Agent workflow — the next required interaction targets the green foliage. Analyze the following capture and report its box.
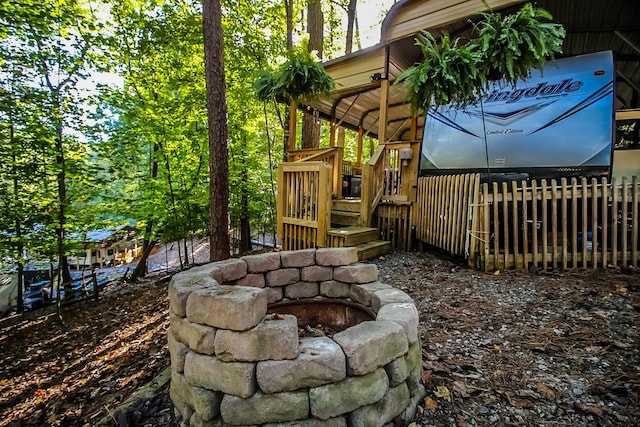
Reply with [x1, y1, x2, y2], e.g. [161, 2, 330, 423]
[396, 3, 565, 112]
[254, 41, 335, 103]
[396, 32, 485, 113]
[471, 3, 565, 86]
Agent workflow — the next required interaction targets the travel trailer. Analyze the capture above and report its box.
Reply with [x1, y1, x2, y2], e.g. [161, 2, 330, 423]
[420, 51, 615, 181]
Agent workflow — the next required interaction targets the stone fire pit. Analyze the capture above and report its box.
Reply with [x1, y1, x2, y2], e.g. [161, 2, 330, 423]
[168, 248, 425, 426]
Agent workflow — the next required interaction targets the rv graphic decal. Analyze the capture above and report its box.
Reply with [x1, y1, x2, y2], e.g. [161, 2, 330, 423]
[420, 51, 615, 178]
[484, 78, 584, 104]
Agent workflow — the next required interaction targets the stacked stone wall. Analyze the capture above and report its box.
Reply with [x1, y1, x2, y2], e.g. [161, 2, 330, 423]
[168, 247, 426, 427]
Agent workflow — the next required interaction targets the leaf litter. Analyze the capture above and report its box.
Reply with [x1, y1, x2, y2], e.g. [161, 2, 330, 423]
[375, 251, 640, 426]
[0, 249, 638, 426]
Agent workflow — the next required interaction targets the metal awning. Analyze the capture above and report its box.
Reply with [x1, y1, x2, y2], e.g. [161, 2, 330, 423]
[305, 0, 640, 142]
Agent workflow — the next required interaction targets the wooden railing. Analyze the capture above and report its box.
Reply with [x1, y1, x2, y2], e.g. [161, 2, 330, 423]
[361, 141, 420, 227]
[289, 147, 342, 197]
[277, 161, 332, 250]
[415, 174, 640, 271]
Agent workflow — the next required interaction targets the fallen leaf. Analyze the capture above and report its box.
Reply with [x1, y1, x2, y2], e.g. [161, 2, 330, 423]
[423, 360, 451, 374]
[494, 270, 501, 275]
[612, 340, 632, 349]
[574, 402, 603, 416]
[424, 396, 438, 412]
[585, 345, 605, 354]
[594, 310, 607, 318]
[270, 313, 285, 320]
[493, 344, 501, 351]
[534, 382, 556, 400]
[434, 385, 452, 402]
[504, 391, 534, 408]
[615, 284, 628, 293]
[452, 380, 470, 398]
[421, 370, 434, 389]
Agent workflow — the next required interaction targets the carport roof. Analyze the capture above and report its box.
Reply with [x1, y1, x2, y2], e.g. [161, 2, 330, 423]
[306, 0, 640, 141]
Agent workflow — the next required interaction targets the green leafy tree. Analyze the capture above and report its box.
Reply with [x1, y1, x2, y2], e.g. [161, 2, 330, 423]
[1, 0, 104, 314]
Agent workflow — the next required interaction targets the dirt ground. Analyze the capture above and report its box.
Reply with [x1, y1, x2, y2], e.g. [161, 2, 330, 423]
[0, 250, 638, 426]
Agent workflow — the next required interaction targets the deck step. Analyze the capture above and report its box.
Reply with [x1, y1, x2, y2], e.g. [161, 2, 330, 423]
[331, 211, 360, 226]
[356, 240, 392, 261]
[327, 227, 379, 247]
[332, 199, 361, 213]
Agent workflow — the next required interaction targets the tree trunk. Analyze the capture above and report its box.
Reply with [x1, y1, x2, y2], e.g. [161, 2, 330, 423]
[130, 237, 157, 281]
[345, 0, 358, 55]
[283, 0, 294, 160]
[10, 120, 24, 314]
[302, 0, 323, 149]
[53, 91, 72, 289]
[203, 0, 231, 262]
[239, 144, 252, 254]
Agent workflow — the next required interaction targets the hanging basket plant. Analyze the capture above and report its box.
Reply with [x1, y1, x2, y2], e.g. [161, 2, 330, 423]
[396, 3, 565, 112]
[396, 32, 485, 113]
[255, 41, 335, 104]
[470, 3, 565, 86]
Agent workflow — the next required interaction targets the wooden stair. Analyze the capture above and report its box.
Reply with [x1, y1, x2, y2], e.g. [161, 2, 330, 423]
[329, 199, 391, 260]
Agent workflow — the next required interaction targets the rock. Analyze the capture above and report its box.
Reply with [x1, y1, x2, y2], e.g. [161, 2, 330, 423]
[376, 303, 419, 343]
[333, 263, 378, 284]
[350, 282, 393, 306]
[168, 331, 189, 374]
[243, 252, 281, 273]
[214, 315, 299, 362]
[168, 276, 215, 317]
[319, 281, 351, 298]
[384, 356, 409, 386]
[184, 352, 257, 398]
[333, 320, 408, 376]
[209, 259, 247, 283]
[220, 390, 309, 425]
[349, 383, 410, 427]
[309, 368, 389, 420]
[171, 371, 222, 421]
[281, 249, 316, 268]
[186, 285, 266, 331]
[257, 337, 346, 393]
[171, 315, 216, 355]
[266, 268, 300, 287]
[315, 248, 358, 266]
[236, 273, 266, 288]
[285, 281, 320, 299]
[371, 288, 414, 312]
[301, 265, 333, 282]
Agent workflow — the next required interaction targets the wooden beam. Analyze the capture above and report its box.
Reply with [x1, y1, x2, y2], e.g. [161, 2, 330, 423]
[378, 79, 389, 144]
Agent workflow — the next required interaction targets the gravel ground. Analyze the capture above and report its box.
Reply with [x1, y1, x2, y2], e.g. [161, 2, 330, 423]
[3, 249, 638, 426]
[374, 251, 640, 426]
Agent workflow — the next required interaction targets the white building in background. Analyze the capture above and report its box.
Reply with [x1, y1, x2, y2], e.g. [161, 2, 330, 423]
[67, 226, 142, 269]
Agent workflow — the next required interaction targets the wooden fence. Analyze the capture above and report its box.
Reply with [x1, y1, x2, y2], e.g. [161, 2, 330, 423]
[277, 162, 332, 250]
[415, 175, 640, 271]
[414, 174, 480, 257]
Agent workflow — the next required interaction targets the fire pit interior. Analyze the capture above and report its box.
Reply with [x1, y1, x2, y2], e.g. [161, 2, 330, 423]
[269, 298, 375, 334]
[168, 248, 426, 426]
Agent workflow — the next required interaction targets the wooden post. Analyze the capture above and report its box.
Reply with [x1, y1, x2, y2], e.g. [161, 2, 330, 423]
[335, 124, 345, 199]
[357, 127, 364, 166]
[378, 79, 389, 144]
[287, 102, 297, 154]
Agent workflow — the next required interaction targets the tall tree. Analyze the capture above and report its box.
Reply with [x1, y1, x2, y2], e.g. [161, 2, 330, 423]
[97, 0, 209, 278]
[203, 0, 231, 261]
[345, 0, 359, 54]
[301, 0, 324, 149]
[1, 0, 101, 302]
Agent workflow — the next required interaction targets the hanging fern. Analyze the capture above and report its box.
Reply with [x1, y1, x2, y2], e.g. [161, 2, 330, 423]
[396, 32, 485, 113]
[396, 3, 565, 112]
[470, 3, 565, 86]
[255, 42, 335, 103]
